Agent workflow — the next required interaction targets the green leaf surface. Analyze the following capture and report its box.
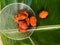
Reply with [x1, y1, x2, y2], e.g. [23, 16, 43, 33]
[1, 0, 60, 45]
[1, 28, 60, 45]
[31, 29, 60, 45]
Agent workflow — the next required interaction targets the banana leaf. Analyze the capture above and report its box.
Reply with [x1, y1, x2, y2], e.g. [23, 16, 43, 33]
[0, 0, 60, 45]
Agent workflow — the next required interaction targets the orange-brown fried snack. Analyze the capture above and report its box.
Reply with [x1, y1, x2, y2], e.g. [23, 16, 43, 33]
[25, 18, 30, 26]
[39, 10, 48, 19]
[18, 21, 28, 30]
[30, 16, 37, 27]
